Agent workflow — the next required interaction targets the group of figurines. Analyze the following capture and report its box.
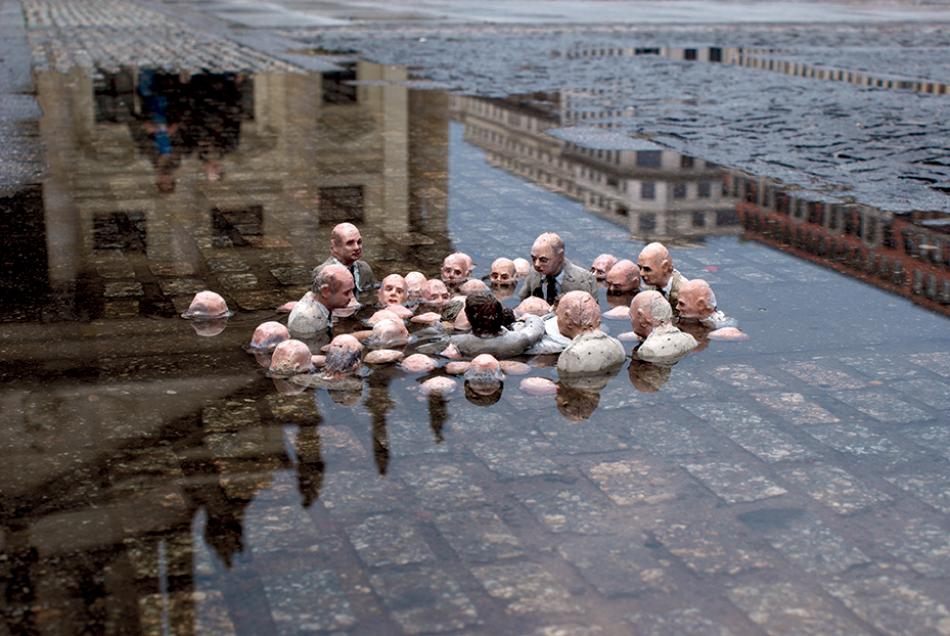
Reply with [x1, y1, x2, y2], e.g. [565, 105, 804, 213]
[182, 222, 746, 402]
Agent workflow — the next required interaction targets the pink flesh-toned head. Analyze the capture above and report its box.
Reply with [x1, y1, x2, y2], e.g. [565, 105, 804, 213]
[519, 377, 558, 396]
[250, 321, 290, 351]
[185, 290, 229, 318]
[401, 353, 438, 373]
[269, 339, 313, 375]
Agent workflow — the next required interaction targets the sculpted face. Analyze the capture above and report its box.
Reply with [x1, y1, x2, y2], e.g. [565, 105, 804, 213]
[459, 279, 488, 296]
[405, 271, 426, 300]
[676, 280, 714, 320]
[630, 290, 667, 339]
[441, 253, 472, 286]
[606, 260, 640, 295]
[318, 266, 355, 310]
[637, 243, 673, 288]
[422, 279, 451, 307]
[590, 254, 618, 280]
[330, 223, 363, 265]
[324, 334, 363, 376]
[490, 258, 516, 285]
[378, 274, 408, 306]
[531, 236, 564, 277]
[512, 258, 531, 279]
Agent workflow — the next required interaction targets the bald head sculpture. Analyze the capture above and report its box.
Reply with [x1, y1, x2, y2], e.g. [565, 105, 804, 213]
[366, 318, 409, 349]
[514, 296, 551, 318]
[250, 321, 290, 351]
[464, 354, 505, 396]
[324, 334, 363, 377]
[605, 260, 641, 295]
[314, 264, 355, 311]
[329, 223, 363, 266]
[490, 258, 516, 286]
[556, 291, 601, 339]
[270, 339, 314, 376]
[677, 279, 717, 320]
[183, 290, 229, 319]
[637, 242, 674, 289]
[421, 279, 451, 307]
[590, 254, 618, 281]
[378, 274, 408, 307]
[531, 232, 565, 277]
[630, 290, 672, 339]
[405, 271, 427, 300]
[512, 258, 531, 279]
[441, 252, 473, 287]
[459, 279, 489, 296]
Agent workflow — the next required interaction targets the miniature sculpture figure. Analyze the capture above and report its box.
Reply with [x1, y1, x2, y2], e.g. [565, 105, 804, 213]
[519, 232, 597, 302]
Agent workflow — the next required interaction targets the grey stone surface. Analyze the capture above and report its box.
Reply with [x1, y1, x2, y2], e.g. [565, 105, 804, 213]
[805, 422, 910, 467]
[763, 515, 870, 576]
[370, 566, 480, 634]
[346, 514, 435, 568]
[469, 435, 561, 479]
[515, 488, 613, 535]
[784, 361, 866, 390]
[471, 562, 580, 615]
[824, 575, 950, 636]
[884, 472, 950, 514]
[319, 469, 407, 516]
[727, 582, 866, 636]
[259, 569, 357, 634]
[557, 534, 675, 596]
[683, 402, 817, 462]
[434, 508, 525, 563]
[751, 392, 839, 426]
[654, 520, 773, 576]
[684, 462, 787, 504]
[399, 462, 488, 511]
[871, 513, 950, 578]
[585, 458, 683, 506]
[830, 389, 932, 424]
[777, 463, 892, 515]
[626, 608, 738, 636]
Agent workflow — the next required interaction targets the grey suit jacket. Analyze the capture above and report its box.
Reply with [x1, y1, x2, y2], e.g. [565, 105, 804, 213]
[518, 258, 597, 301]
[312, 257, 376, 294]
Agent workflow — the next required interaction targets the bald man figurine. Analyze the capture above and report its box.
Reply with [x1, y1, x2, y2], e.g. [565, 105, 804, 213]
[556, 291, 626, 375]
[519, 232, 596, 303]
[288, 265, 355, 339]
[637, 242, 687, 313]
[630, 291, 697, 364]
[313, 223, 376, 294]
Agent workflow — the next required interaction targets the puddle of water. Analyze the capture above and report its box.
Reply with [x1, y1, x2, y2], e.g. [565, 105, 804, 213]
[1, 62, 948, 635]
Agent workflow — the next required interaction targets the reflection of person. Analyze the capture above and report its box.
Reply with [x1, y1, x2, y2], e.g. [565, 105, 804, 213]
[313, 223, 376, 295]
[630, 291, 697, 364]
[637, 242, 688, 312]
[555, 291, 626, 375]
[519, 233, 596, 303]
[555, 385, 600, 421]
[288, 265, 355, 339]
[628, 359, 672, 392]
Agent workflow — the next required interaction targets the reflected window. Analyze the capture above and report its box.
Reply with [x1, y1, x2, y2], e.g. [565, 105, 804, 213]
[710, 47, 723, 62]
[94, 212, 147, 251]
[321, 70, 358, 104]
[698, 181, 711, 198]
[680, 156, 694, 169]
[640, 213, 656, 231]
[641, 182, 656, 200]
[319, 186, 365, 223]
[213, 206, 263, 247]
[716, 209, 739, 226]
[684, 48, 698, 61]
[692, 212, 706, 227]
[636, 151, 662, 168]
[673, 183, 687, 199]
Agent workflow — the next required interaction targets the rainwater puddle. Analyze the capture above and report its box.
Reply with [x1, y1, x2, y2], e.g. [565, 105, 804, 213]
[0, 63, 948, 635]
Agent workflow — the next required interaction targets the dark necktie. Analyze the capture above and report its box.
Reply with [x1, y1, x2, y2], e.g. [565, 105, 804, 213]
[544, 275, 558, 304]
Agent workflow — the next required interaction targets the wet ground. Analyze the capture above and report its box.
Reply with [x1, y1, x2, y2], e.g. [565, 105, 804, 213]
[2, 1, 950, 635]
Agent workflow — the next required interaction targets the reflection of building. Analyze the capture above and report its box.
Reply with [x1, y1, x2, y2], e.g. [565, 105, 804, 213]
[565, 44, 948, 95]
[730, 172, 950, 315]
[0, 62, 451, 633]
[451, 93, 739, 242]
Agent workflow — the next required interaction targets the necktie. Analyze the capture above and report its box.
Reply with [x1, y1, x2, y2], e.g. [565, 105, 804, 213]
[545, 275, 557, 304]
[349, 264, 359, 291]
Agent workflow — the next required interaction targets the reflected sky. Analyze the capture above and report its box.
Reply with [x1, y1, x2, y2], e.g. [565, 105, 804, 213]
[0, 64, 948, 635]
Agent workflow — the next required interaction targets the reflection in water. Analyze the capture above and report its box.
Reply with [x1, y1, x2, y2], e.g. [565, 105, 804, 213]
[451, 93, 741, 242]
[1, 59, 948, 635]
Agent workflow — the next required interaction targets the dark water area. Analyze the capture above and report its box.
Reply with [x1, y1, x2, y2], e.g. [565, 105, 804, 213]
[1, 63, 948, 635]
